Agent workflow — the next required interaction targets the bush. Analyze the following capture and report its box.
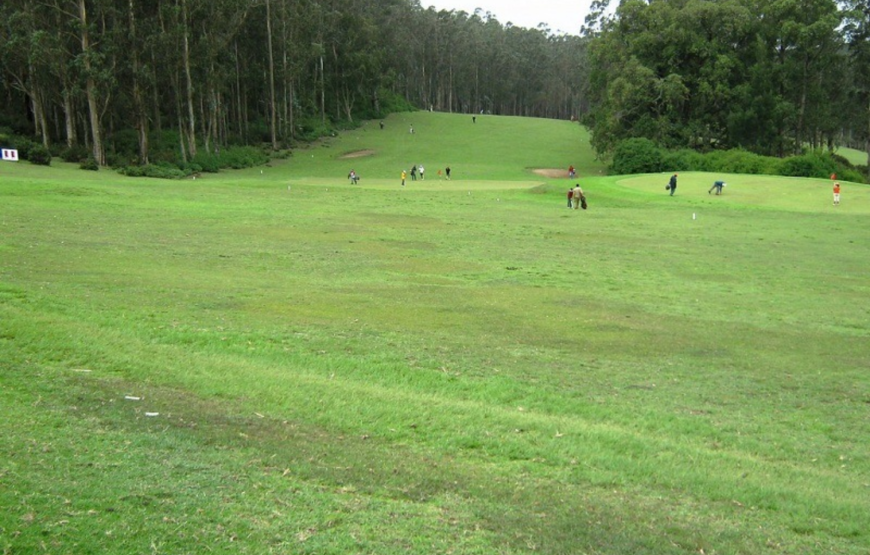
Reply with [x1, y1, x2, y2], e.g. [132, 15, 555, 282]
[28, 144, 52, 166]
[191, 152, 221, 173]
[11, 137, 38, 160]
[377, 88, 415, 115]
[295, 116, 334, 143]
[706, 149, 776, 175]
[117, 164, 186, 179]
[80, 157, 99, 171]
[611, 138, 664, 175]
[220, 145, 269, 169]
[178, 162, 203, 175]
[779, 151, 837, 179]
[61, 144, 91, 163]
[836, 168, 866, 184]
[107, 152, 135, 169]
[661, 149, 705, 172]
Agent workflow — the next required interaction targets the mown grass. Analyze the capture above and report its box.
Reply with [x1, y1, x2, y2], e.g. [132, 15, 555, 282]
[835, 146, 868, 168]
[1, 112, 869, 554]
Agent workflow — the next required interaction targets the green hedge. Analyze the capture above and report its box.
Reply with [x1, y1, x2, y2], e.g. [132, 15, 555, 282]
[611, 140, 867, 183]
[610, 138, 664, 174]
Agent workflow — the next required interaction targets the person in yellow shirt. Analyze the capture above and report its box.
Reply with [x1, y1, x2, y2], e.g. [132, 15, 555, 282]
[401, 170, 406, 187]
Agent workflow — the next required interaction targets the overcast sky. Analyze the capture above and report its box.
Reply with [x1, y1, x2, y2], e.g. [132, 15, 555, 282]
[422, 0, 595, 35]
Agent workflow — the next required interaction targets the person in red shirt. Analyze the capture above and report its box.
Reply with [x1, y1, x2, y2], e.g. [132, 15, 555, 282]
[567, 187, 573, 208]
[833, 182, 841, 206]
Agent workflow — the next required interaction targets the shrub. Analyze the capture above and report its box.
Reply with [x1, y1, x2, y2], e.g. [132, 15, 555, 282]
[117, 164, 186, 179]
[220, 145, 269, 169]
[109, 129, 140, 157]
[191, 152, 220, 173]
[779, 151, 837, 179]
[836, 168, 866, 184]
[661, 149, 705, 172]
[178, 162, 203, 176]
[61, 145, 91, 163]
[80, 157, 99, 171]
[611, 138, 664, 175]
[377, 87, 415, 115]
[11, 137, 38, 160]
[707, 149, 775, 175]
[107, 152, 135, 169]
[28, 144, 52, 166]
[295, 116, 334, 143]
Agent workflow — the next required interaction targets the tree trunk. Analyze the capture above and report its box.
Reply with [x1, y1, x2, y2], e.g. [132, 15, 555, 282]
[265, 0, 278, 150]
[79, 0, 104, 165]
[62, 88, 76, 148]
[128, 0, 149, 164]
[181, 0, 197, 158]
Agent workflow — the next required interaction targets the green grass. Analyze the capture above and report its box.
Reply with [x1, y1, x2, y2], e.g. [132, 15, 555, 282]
[835, 146, 868, 167]
[2, 112, 869, 554]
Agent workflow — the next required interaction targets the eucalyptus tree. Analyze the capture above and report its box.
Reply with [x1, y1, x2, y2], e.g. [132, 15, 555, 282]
[125, 0, 149, 163]
[0, 1, 49, 145]
[28, 0, 122, 166]
[758, 0, 843, 154]
[841, 0, 870, 164]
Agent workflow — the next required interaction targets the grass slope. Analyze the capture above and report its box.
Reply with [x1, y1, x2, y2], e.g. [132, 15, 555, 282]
[1, 112, 869, 555]
[835, 146, 868, 168]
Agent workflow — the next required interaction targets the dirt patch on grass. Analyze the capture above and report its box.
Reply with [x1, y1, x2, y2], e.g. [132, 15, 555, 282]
[340, 149, 376, 159]
[532, 168, 569, 178]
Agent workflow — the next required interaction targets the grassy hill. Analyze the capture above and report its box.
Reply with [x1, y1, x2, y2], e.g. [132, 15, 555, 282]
[1, 112, 869, 555]
[836, 146, 869, 167]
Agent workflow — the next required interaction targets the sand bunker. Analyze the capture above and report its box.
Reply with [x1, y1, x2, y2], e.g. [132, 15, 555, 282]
[532, 168, 570, 178]
[340, 149, 376, 159]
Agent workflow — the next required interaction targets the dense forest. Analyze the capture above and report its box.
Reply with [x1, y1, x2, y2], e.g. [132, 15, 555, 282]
[0, 0, 585, 168]
[585, 0, 870, 164]
[0, 0, 867, 169]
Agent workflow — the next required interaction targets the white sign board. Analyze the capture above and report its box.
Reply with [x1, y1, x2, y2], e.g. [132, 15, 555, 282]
[2, 148, 19, 162]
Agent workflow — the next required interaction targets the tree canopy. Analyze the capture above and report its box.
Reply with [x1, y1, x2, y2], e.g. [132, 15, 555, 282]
[583, 0, 869, 165]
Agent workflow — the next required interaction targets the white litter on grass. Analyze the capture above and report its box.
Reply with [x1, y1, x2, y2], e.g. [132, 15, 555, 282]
[72, 368, 92, 373]
[145, 412, 159, 417]
[124, 396, 141, 401]
[693, 213, 696, 220]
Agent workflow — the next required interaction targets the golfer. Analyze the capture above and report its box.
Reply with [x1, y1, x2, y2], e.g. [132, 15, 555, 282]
[668, 173, 678, 196]
[708, 180, 725, 195]
[833, 182, 840, 205]
[572, 184, 584, 210]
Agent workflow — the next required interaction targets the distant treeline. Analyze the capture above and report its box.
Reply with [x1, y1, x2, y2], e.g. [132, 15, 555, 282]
[2, 0, 868, 174]
[0, 0, 585, 168]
